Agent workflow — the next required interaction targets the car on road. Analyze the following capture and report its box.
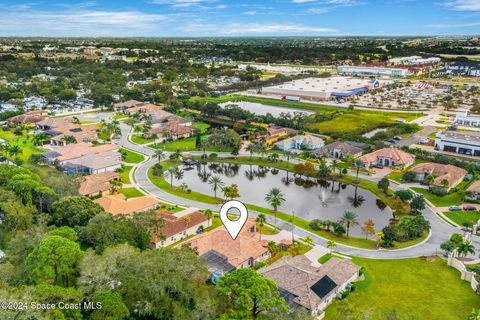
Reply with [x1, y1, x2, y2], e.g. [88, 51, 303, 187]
[418, 138, 430, 145]
[463, 205, 477, 211]
[449, 205, 462, 211]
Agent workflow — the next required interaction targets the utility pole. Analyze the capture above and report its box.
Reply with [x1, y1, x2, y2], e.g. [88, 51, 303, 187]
[291, 210, 295, 243]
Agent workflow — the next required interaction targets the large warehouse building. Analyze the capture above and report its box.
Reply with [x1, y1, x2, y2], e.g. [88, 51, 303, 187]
[261, 76, 383, 102]
[337, 66, 411, 77]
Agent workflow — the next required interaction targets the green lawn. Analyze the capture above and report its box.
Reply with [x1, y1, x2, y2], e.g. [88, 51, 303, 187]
[318, 253, 334, 264]
[112, 113, 128, 120]
[119, 188, 144, 198]
[0, 129, 48, 162]
[412, 187, 465, 207]
[192, 122, 211, 134]
[444, 210, 480, 226]
[131, 134, 155, 145]
[325, 257, 480, 320]
[120, 148, 145, 164]
[117, 166, 133, 184]
[152, 137, 197, 152]
[257, 223, 280, 236]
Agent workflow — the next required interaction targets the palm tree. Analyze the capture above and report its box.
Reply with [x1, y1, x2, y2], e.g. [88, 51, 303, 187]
[327, 240, 336, 254]
[62, 135, 77, 145]
[208, 175, 225, 199]
[270, 153, 279, 162]
[331, 159, 337, 176]
[246, 143, 256, 160]
[153, 149, 165, 164]
[165, 167, 183, 189]
[169, 149, 182, 163]
[204, 209, 213, 227]
[284, 150, 295, 167]
[265, 188, 286, 225]
[32, 132, 48, 146]
[353, 159, 363, 182]
[7, 145, 21, 158]
[338, 210, 359, 237]
[303, 236, 314, 247]
[256, 213, 267, 241]
[457, 241, 475, 258]
[467, 309, 480, 320]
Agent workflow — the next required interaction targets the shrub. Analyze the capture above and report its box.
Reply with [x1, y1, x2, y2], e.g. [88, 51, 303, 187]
[152, 163, 163, 176]
[402, 171, 416, 182]
[309, 219, 323, 231]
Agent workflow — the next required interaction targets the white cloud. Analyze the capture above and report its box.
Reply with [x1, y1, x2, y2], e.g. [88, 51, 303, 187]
[150, 0, 218, 7]
[427, 21, 480, 28]
[0, 9, 170, 36]
[183, 22, 338, 34]
[444, 0, 480, 11]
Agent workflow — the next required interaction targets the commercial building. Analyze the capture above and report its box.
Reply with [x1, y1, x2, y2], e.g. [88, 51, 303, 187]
[259, 255, 359, 318]
[435, 131, 480, 157]
[337, 66, 410, 77]
[442, 61, 480, 77]
[454, 109, 480, 127]
[261, 77, 381, 102]
[389, 56, 441, 65]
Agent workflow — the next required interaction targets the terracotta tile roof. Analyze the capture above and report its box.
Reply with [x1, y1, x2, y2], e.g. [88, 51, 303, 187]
[185, 219, 268, 268]
[37, 117, 72, 129]
[152, 210, 208, 242]
[94, 194, 158, 215]
[8, 110, 47, 124]
[259, 256, 359, 311]
[114, 100, 145, 108]
[126, 103, 164, 115]
[148, 123, 195, 137]
[410, 162, 467, 189]
[468, 181, 480, 194]
[359, 147, 415, 165]
[78, 172, 119, 196]
[50, 124, 98, 143]
[44, 142, 119, 162]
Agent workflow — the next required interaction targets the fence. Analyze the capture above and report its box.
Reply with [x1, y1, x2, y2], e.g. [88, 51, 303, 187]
[448, 255, 479, 292]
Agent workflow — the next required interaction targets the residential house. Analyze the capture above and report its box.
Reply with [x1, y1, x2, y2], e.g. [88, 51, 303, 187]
[467, 181, 480, 201]
[274, 135, 325, 152]
[147, 122, 196, 141]
[185, 219, 271, 273]
[359, 147, 415, 168]
[94, 194, 158, 215]
[123, 103, 163, 116]
[408, 162, 467, 192]
[36, 118, 98, 146]
[259, 255, 360, 318]
[113, 99, 145, 111]
[7, 110, 48, 125]
[435, 131, 480, 157]
[265, 124, 297, 146]
[151, 209, 209, 248]
[311, 140, 368, 159]
[78, 172, 120, 197]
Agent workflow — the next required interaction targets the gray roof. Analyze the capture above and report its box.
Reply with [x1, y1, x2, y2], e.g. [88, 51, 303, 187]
[311, 140, 367, 157]
[259, 255, 359, 311]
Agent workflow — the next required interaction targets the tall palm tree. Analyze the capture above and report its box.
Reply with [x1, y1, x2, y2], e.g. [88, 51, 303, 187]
[327, 240, 337, 254]
[32, 132, 48, 146]
[353, 159, 363, 182]
[246, 143, 256, 160]
[165, 167, 183, 189]
[256, 213, 267, 241]
[284, 150, 295, 167]
[208, 175, 225, 199]
[457, 241, 475, 258]
[153, 149, 165, 164]
[303, 236, 314, 247]
[265, 188, 286, 225]
[169, 149, 182, 163]
[331, 159, 337, 176]
[338, 210, 359, 237]
[62, 135, 77, 145]
[204, 209, 213, 227]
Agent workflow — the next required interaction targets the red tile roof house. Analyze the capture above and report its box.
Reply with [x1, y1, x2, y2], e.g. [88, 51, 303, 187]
[185, 219, 271, 273]
[408, 162, 467, 192]
[7, 110, 48, 125]
[359, 147, 415, 169]
[113, 99, 146, 111]
[151, 210, 209, 248]
[36, 118, 98, 146]
[78, 172, 120, 198]
[467, 181, 480, 201]
[259, 255, 360, 318]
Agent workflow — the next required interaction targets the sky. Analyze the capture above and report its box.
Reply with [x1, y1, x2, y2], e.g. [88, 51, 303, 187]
[0, 0, 479, 37]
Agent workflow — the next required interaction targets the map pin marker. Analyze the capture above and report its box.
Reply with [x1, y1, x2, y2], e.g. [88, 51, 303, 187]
[220, 200, 249, 240]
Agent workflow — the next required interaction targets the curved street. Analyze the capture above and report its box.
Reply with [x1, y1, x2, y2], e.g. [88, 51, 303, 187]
[116, 123, 480, 259]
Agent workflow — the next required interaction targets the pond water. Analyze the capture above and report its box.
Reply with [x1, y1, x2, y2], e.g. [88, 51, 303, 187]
[219, 101, 314, 117]
[177, 163, 392, 237]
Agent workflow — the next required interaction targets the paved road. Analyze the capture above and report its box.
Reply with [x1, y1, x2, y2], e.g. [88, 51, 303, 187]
[396, 126, 437, 148]
[116, 123, 480, 259]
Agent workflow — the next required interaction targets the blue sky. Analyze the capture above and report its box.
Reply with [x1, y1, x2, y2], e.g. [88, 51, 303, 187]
[0, 0, 479, 37]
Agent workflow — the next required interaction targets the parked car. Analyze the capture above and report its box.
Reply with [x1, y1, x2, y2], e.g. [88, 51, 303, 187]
[449, 205, 462, 211]
[393, 136, 402, 141]
[418, 138, 430, 145]
[463, 205, 477, 211]
[372, 163, 384, 169]
[388, 139, 396, 144]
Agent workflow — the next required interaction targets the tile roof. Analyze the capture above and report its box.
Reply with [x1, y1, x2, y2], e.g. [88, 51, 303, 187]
[44, 142, 118, 162]
[468, 181, 480, 194]
[8, 110, 47, 123]
[359, 147, 415, 165]
[259, 255, 359, 311]
[410, 162, 467, 189]
[66, 150, 121, 171]
[185, 219, 268, 268]
[78, 172, 120, 196]
[152, 210, 208, 241]
[94, 194, 158, 215]
[312, 140, 365, 157]
[37, 117, 72, 129]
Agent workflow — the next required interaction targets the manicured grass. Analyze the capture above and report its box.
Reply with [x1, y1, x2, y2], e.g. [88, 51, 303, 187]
[257, 224, 280, 235]
[153, 137, 197, 152]
[131, 134, 155, 145]
[318, 253, 333, 264]
[412, 187, 464, 207]
[444, 211, 480, 226]
[117, 166, 133, 184]
[0, 129, 48, 162]
[192, 122, 211, 134]
[112, 113, 128, 120]
[119, 188, 144, 198]
[120, 148, 145, 164]
[98, 131, 110, 141]
[325, 257, 480, 320]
